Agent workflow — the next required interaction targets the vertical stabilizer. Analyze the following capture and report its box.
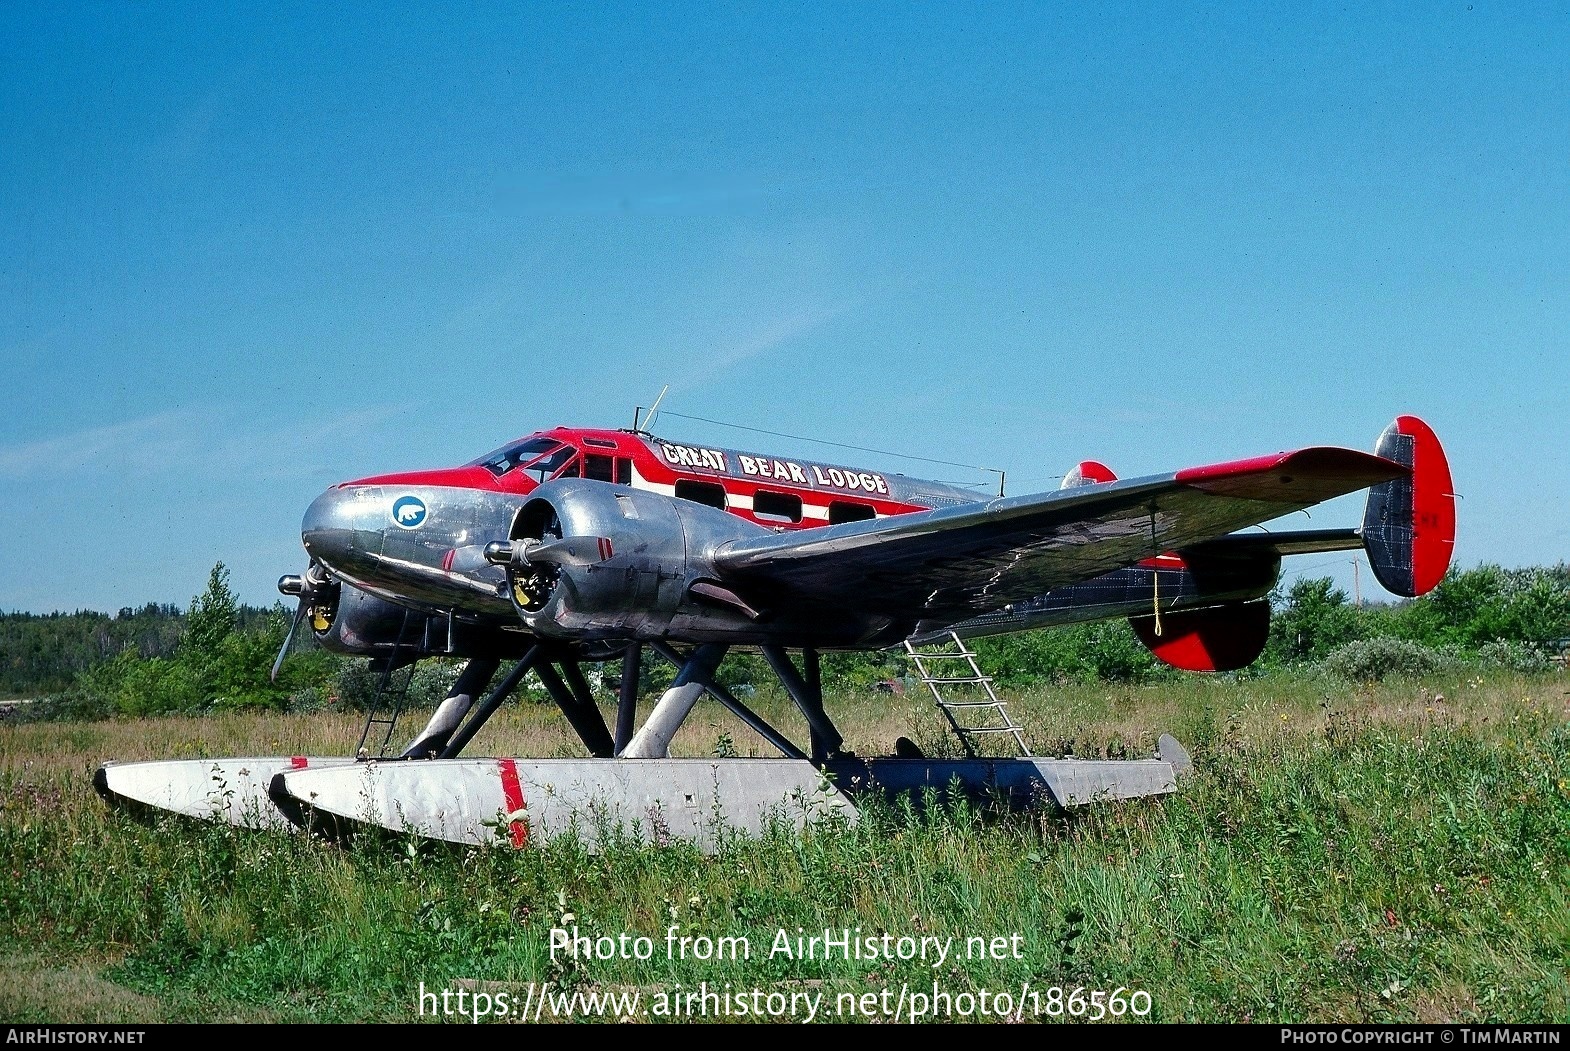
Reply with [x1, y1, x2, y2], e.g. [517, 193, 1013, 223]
[1362, 416, 1456, 597]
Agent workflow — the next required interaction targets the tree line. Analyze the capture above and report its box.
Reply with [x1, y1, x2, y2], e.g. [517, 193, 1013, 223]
[3, 561, 1567, 721]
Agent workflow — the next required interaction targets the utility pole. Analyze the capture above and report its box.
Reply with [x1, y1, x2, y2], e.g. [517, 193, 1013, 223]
[1352, 558, 1362, 609]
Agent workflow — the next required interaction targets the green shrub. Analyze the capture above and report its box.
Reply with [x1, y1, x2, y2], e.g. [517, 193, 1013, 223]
[1266, 577, 1361, 665]
[1472, 639, 1551, 674]
[973, 620, 1165, 686]
[1321, 636, 1448, 683]
[10, 688, 111, 723]
[406, 661, 463, 706]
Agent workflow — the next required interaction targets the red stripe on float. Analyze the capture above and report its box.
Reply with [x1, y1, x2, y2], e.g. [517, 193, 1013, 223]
[290, 756, 309, 769]
[497, 758, 528, 849]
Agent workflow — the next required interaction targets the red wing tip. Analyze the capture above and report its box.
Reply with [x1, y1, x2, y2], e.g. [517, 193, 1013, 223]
[1175, 451, 1292, 483]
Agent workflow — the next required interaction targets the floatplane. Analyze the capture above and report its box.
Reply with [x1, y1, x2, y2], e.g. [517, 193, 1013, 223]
[96, 411, 1455, 848]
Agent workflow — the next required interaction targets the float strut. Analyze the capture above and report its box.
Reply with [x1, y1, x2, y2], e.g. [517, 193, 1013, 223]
[438, 648, 541, 759]
[620, 643, 728, 758]
[762, 645, 843, 764]
[537, 660, 615, 758]
[614, 642, 642, 754]
[398, 657, 501, 759]
[650, 642, 809, 762]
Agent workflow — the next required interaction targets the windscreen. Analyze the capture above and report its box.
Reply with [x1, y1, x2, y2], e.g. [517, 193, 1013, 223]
[467, 437, 562, 476]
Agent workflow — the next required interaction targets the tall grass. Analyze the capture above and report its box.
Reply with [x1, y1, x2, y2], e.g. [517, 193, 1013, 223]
[0, 670, 1566, 1022]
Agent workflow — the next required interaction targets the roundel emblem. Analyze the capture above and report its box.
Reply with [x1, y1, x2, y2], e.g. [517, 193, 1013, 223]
[391, 495, 427, 529]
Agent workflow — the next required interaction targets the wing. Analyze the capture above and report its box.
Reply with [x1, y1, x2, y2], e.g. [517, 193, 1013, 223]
[713, 447, 1405, 623]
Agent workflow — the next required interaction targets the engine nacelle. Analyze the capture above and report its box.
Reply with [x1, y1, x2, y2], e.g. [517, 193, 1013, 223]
[496, 478, 774, 641]
[310, 584, 412, 656]
[280, 570, 532, 661]
[1128, 598, 1272, 672]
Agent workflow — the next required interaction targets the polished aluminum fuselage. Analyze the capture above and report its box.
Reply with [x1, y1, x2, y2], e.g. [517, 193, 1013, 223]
[298, 427, 1284, 653]
[303, 482, 522, 625]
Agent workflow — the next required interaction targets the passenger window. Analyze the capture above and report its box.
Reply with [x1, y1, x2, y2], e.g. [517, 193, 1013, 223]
[674, 480, 727, 510]
[754, 490, 803, 524]
[829, 501, 876, 524]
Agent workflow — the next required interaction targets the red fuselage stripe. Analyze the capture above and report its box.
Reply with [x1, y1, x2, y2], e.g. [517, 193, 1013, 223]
[290, 756, 309, 769]
[345, 427, 937, 527]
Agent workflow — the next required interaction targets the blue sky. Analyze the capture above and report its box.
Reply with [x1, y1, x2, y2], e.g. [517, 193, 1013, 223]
[3, 2, 1566, 615]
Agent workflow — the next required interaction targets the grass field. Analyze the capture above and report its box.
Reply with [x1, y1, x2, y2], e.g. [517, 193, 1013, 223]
[1, 669, 1567, 1023]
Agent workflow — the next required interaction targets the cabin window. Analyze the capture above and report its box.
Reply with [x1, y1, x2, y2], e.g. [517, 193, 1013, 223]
[584, 454, 615, 482]
[615, 458, 632, 484]
[583, 436, 617, 449]
[753, 490, 803, 524]
[674, 480, 727, 510]
[828, 500, 876, 524]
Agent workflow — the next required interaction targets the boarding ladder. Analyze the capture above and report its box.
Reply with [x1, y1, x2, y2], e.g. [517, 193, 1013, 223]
[354, 609, 420, 758]
[903, 632, 1031, 758]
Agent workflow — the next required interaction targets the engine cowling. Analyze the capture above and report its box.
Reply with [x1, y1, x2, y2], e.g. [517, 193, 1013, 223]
[310, 584, 411, 656]
[487, 478, 774, 641]
[278, 570, 531, 661]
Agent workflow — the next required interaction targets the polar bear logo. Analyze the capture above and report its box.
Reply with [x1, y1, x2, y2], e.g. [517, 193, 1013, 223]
[391, 495, 427, 529]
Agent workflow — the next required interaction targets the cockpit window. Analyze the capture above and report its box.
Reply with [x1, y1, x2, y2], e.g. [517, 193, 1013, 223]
[526, 445, 578, 482]
[468, 437, 562, 477]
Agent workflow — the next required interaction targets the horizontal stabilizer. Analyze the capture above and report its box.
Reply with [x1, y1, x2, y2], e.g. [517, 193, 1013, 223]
[1183, 527, 1364, 560]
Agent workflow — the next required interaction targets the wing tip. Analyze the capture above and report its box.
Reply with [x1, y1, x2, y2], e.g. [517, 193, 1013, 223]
[1175, 447, 1406, 501]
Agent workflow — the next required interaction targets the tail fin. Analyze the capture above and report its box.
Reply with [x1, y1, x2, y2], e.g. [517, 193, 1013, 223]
[1362, 415, 1456, 597]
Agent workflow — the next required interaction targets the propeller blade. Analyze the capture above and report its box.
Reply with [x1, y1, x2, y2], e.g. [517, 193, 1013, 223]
[484, 536, 612, 569]
[527, 536, 612, 567]
[270, 600, 308, 682]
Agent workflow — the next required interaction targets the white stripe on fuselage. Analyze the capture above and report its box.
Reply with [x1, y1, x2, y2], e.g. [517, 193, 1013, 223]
[627, 464, 885, 523]
[630, 464, 837, 523]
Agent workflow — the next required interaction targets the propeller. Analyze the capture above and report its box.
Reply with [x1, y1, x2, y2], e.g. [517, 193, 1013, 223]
[271, 561, 339, 681]
[481, 506, 611, 614]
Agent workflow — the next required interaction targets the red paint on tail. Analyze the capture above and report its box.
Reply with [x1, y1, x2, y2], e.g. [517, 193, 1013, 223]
[1394, 415, 1456, 596]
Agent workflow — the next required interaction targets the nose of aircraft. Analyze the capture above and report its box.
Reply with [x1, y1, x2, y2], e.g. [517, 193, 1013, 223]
[301, 485, 377, 569]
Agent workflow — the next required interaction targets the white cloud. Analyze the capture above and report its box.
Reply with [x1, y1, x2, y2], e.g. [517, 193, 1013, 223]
[671, 303, 850, 392]
[0, 410, 198, 480]
[0, 404, 403, 483]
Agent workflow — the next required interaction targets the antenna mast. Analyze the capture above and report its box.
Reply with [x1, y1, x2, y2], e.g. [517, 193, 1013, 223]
[632, 384, 671, 433]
